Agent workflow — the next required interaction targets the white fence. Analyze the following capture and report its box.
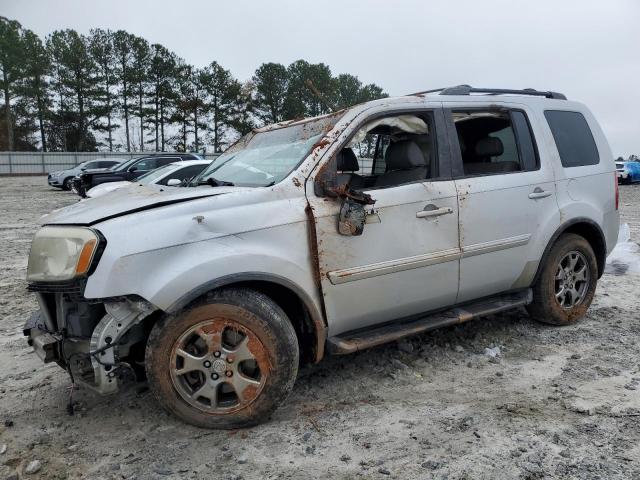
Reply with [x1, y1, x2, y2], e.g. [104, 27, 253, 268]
[0, 151, 220, 175]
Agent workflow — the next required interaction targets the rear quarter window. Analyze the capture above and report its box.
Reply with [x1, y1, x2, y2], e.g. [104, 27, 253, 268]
[544, 110, 599, 168]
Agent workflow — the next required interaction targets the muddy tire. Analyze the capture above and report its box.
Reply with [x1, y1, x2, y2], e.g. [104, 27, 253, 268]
[145, 288, 299, 429]
[527, 233, 598, 325]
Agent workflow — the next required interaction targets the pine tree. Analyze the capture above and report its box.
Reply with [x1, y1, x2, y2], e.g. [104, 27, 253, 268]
[0, 17, 25, 150]
[201, 61, 240, 152]
[112, 30, 136, 151]
[88, 28, 118, 151]
[147, 44, 176, 151]
[129, 35, 150, 151]
[252, 62, 288, 125]
[18, 29, 51, 151]
[46, 30, 99, 151]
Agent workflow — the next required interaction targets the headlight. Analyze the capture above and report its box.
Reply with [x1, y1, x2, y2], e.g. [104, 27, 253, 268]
[27, 227, 100, 282]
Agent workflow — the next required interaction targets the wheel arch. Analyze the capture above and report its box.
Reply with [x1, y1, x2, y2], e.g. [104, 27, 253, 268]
[164, 273, 327, 364]
[533, 218, 607, 284]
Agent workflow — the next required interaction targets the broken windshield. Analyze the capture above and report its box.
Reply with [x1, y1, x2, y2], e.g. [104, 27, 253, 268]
[195, 112, 344, 187]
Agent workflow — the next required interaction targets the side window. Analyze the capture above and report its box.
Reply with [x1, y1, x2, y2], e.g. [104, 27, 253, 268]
[85, 161, 102, 169]
[133, 158, 157, 171]
[159, 165, 206, 185]
[544, 110, 599, 167]
[156, 157, 180, 168]
[452, 109, 539, 176]
[337, 112, 437, 190]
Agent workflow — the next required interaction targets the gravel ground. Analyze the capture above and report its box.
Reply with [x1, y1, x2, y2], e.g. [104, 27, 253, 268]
[0, 176, 639, 480]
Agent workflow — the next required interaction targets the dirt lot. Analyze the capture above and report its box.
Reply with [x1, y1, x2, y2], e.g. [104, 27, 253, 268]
[1, 176, 639, 480]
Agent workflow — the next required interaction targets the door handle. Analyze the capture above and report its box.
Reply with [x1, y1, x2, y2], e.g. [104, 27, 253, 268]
[528, 187, 552, 199]
[416, 205, 453, 218]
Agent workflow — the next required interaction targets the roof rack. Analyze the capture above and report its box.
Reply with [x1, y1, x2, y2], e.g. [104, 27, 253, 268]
[412, 85, 567, 100]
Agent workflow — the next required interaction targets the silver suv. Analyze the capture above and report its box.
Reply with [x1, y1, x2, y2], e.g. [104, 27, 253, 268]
[25, 86, 619, 429]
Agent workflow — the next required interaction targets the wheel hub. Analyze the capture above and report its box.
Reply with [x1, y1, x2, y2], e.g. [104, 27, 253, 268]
[169, 318, 269, 414]
[554, 250, 590, 310]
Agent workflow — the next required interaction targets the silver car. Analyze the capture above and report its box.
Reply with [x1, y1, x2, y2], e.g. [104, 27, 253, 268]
[47, 159, 124, 190]
[25, 86, 619, 429]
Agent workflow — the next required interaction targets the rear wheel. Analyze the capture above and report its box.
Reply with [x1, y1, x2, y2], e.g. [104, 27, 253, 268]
[527, 233, 598, 325]
[145, 288, 299, 429]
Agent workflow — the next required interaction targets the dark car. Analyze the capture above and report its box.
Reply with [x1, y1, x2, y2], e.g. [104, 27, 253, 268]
[72, 153, 203, 197]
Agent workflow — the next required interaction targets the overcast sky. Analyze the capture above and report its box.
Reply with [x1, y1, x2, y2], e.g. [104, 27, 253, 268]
[3, 0, 639, 156]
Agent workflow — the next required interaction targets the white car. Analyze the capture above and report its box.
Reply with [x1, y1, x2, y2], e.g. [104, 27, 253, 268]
[25, 85, 618, 429]
[85, 160, 211, 198]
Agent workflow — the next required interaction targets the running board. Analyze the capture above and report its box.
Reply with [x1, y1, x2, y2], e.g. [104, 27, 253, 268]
[327, 289, 532, 355]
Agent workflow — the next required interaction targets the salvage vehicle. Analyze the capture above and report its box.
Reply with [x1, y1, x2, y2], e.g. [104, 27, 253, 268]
[48, 159, 123, 190]
[25, 86, 619, 429]
[71, 153, 203, 197]
[86, 160, 211, 198]
[616, 160, 640, 184]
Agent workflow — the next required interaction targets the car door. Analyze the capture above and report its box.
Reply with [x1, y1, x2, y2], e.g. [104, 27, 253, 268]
[445, 103, 560, 303]
[307, 108, 460, 336]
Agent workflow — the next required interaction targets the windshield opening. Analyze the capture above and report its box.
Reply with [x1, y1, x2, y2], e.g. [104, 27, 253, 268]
[194, 112, 344, 187]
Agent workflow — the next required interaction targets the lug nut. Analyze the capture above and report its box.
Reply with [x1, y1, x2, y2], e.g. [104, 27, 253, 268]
[227, 357, 233, 363]
[213, 351, 221, 358]
[211, 373, 219, 380]
[203, 360, 212, 368]
[225, 371, 233, 377]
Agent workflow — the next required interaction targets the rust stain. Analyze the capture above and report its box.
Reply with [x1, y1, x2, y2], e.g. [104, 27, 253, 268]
[292, 177, 301, 188]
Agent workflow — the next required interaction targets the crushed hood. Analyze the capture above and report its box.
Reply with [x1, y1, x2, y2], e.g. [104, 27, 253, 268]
[41, 184, 247, 225]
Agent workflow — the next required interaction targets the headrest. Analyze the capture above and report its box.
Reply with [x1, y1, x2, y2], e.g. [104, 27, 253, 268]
[475, 137, 504, 157]
[337, 148, 359, 172]
[385, 140, 426, 170]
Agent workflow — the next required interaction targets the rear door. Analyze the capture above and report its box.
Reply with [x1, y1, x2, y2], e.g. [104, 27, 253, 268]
[445, 103, 560, 303]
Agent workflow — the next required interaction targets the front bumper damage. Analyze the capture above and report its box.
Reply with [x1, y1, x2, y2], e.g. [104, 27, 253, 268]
[24, 294, 154, 394]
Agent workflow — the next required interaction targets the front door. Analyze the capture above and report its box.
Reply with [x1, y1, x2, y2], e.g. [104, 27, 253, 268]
[307, 108, 461, 336]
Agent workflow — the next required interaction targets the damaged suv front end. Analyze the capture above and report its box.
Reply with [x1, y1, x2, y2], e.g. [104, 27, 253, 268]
[25, 225, 155, 393]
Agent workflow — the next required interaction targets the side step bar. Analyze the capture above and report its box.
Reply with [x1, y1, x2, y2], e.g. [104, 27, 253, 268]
[327, 289, 532, 355]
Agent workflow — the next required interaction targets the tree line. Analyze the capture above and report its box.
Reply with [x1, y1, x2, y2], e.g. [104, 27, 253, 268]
[0, 16, 387, 153]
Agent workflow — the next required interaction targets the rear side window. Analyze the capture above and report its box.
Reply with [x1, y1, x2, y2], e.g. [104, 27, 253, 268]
[544, 111, 599, 167]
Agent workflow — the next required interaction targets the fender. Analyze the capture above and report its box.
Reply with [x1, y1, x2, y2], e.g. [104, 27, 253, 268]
[165, 271, 327, 362]
[532, 217, 607, 284]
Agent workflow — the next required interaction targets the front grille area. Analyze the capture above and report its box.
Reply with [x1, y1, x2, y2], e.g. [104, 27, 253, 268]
[27, 279, 86, 297]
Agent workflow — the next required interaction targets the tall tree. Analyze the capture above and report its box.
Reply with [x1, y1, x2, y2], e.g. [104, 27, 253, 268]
[252, 62, 288, 125]
[170, 61, 194, 152]
[112, 30, 135, 151]
[46, 29, 98, 151]
[88, 28, 118, 151]
[0, 17, 24, 150]
[18, 29, 51, 151]
[201, 61, 240, 152]
[147, 44, 176, 151]
[283, 60, 335, 119]
[129, 35, 149, 151]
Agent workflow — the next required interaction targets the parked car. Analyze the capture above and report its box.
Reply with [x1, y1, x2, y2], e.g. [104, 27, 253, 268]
[71, 153, 203, 197]
[616, 160, 640, 184]
[25, 86, 619, 429]
[86, 160, 211, 198]
[47, 159, 124, 190]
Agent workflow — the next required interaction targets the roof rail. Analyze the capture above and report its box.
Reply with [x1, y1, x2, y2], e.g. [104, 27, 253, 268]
[412, 85, 567, 100]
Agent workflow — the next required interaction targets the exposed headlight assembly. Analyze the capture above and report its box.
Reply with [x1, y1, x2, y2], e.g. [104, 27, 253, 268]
[27, 227, 100, 282]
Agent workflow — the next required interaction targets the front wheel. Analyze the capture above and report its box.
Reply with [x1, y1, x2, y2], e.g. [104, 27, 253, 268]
[62, 178, 72, 191]
[145, 288, 299, 429]
[527, 233, 598, 325]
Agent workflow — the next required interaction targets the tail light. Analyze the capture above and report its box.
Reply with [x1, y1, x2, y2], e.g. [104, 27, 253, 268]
[614, 171, 619, 210]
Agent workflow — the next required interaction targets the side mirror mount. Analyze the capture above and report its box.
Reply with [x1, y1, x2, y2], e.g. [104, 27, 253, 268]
[338, 198, 367, 236]
[166, 178, 182, 187]
[314, 155, 339, 197]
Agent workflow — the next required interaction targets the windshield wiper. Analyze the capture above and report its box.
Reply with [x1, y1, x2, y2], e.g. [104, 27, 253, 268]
[198, 177, 235, 187]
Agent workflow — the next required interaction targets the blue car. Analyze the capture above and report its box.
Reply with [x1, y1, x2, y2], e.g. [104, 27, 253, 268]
[616, 161, 640, 184]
